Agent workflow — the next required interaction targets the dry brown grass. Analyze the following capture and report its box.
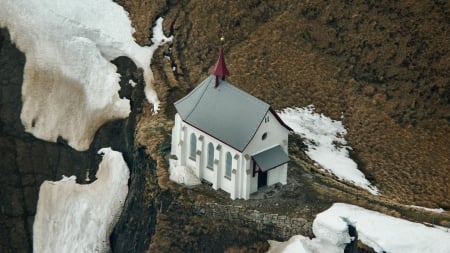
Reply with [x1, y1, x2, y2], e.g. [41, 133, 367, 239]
[150, 0, 450, 209]
[113, 0, 168, 45]
[118, 0, 450, 249]
[135, 103, 177, 192]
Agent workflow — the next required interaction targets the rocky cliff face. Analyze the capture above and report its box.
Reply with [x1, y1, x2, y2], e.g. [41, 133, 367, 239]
[0, 29, 155, 252]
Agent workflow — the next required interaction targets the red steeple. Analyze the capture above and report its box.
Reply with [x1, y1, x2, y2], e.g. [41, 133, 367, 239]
[211, 47, 229, 88]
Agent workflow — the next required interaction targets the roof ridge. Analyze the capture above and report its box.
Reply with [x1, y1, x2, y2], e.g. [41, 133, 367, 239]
[184, 76, 213, 120]
[174, 76, 211, 103]
[174, 76, 211, 110]
[220, 78, 269, 108]
[174, 75, 273, 151]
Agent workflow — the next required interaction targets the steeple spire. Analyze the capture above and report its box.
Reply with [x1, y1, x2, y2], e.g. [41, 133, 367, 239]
[211, 38, 229, 88]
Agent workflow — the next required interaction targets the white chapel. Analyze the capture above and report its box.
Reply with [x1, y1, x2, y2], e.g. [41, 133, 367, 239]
[170, 47, 292, 200]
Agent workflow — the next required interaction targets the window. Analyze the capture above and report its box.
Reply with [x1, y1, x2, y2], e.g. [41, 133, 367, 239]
[264, 115, 270, 123]
[262, 132, 268, 140]
[189, 133, 197, 160]
[225, 152, 232, 178]
[207, 143, 214, 169]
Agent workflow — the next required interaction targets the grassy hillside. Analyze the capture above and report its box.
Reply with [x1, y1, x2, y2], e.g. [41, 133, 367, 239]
[117, 0, 449, 208]
[106, 1, 450, 251]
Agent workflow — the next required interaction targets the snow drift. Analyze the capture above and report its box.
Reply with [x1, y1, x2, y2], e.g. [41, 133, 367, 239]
[313, 203, 450, 253]
[268, 203, 450, 253]
[169, 165, 202, 186]
[278, 106, 378, 194]
[33, 148, 129, 253]
[267, 235, 342, 253]
[0, 0, 172, 151]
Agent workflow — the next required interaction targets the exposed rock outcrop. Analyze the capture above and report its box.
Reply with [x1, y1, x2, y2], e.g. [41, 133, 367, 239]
[0, 29, 154, 253]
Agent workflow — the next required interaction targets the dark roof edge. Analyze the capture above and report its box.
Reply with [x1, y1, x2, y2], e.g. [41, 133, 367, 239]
[269, 107, 293, 132]
[174, 76, 212, 109]
[184, 79, 211, 120]
[237, 107, 292, 152]
[240, 108, 270, 151]
[252, 158, 289, 173]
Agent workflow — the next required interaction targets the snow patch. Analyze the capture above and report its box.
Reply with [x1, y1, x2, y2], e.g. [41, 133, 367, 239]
[145, 17, 173, 114]
[128, 79, 137, 87]
[270, 203, 450, 253]
[0, 0, 172, 151]
[313, 203, 450, 253]
[410, 205, 445, 213]
[267, 235, 342, 253]
[312, 213, 352, 249]
[33, 147, 129, 253]
[278, 106, 378, 194]
[169, 163, 202, 186]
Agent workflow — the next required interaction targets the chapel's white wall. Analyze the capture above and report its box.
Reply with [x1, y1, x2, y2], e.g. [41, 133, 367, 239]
[178, 123, 246, 199]
[240, 156, 252, 200]
[201, 162, 215, 185]
[170, 114, 183, 167]
[182, 125, 201, 175]
[250, 175, 258, 193]
[236, 155, 249, 199]
[173, 110, 288, 200]
[170, 114, 180, 157]
[267, 164, 287, 186]
[215, 144, 235, 195]
[245, 111, 289, 156]
[244, 110, 289, 193]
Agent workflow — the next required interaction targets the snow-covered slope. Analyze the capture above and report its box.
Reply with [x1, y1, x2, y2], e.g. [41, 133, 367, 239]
[0, 1, 174, 251]
[314, 203, 450, 253]
[278, 106, 378, 194]
[269, 203, 450, 253]
[33, 148, 129, 253]
[0, 0, 171, 151]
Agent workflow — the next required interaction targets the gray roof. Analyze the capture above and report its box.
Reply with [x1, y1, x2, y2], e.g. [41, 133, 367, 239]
[174, 75, 270, 151]
[252, 145, 290, 172]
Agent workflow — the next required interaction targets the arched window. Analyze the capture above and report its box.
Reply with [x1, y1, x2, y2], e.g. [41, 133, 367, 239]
[189, 133, 196, 160]
[225, 152, 232, 178]
[207, 143, 214, 169]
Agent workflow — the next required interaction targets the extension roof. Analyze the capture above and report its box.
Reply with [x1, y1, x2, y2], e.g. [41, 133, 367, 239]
[174, 75, 291, 152]
[252, 145, 290, 172]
